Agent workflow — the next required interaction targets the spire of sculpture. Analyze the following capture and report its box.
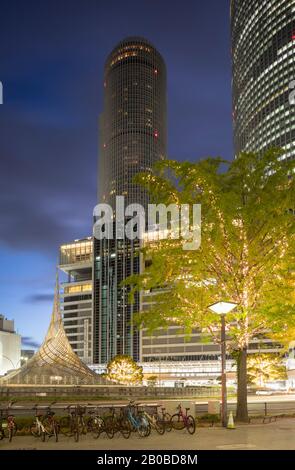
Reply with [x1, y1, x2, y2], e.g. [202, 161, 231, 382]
[0, 274, 103, 385]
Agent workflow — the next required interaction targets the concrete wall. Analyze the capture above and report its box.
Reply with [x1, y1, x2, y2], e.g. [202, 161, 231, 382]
[0, 385, 220, 399]
[0, 331, 21, 375]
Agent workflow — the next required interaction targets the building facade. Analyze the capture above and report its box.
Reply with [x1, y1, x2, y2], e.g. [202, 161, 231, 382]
[93, 231, 141, 364]
[93, 37, 167, 364]
[59, 238, 93, 364]
[0, 315, 21, 376]
[231, 0, 295, 160]
[140, 289, 283, 366]
[99, 36, 167, 210]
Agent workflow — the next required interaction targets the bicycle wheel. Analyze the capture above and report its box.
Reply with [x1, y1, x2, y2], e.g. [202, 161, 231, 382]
[186, 415, 196, 435]
[120, 418, 131, 439]
[43, 418, 53, 437]
[137, 422, 150, 437]
[155, 418, 165, 435]
[30, 422, 40, 437]
[45, 420, 59, 442]
[78, 418, 87, 436]
[53, 424, 59, 442]
[104, 416, 115, 439]
[74, 427, 79, 442]
[86, 417, 95, 433]
[91, 417, 105, 439]
[137, 416, 150, 438]
[59, 416, 71, 436]
[3, 422, 17, 439]
[171, 413, 185, 431]
[163, 413, 172, 432]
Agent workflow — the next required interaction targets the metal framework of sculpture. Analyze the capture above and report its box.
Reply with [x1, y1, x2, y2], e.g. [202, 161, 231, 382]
[0, 277, 103, 385]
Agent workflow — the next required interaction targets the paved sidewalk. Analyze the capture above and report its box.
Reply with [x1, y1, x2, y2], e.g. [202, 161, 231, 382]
[1, 418, 295, 450]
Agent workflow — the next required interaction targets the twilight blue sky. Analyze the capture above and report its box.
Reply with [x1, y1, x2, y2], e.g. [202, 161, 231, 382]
[0, 0, 232, 347]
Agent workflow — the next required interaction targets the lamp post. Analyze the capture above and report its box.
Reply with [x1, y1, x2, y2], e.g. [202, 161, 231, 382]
[155, 349, 162, 387]
[1, 355, 16, 369]
[208, 301, 237, 427]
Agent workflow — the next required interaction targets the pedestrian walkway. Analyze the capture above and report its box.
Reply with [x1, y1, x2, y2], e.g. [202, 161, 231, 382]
[1, 418, 295, 450]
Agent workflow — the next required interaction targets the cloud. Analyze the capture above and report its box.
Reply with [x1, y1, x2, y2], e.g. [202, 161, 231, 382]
[24, 293, 53, 303]
[21, 337, 41, 349]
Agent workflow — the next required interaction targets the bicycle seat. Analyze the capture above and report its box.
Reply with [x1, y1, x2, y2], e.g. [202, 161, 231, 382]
[47, 411, 55, 416]
[185, 407, 190, 411]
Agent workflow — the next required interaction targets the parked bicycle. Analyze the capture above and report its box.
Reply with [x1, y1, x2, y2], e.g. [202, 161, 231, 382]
[0, 401, 18, 442]
[87, 406, 108, 439]
[100, 405, 132, 439]
[59, 405, 87, 442]
[171, 403, 196, 434]
[158, 406, 172, 433]
[140, 406, 165, 435]
[42, 403, 59, 442]
[30, 402, 59, 442]
[126, 401, 150, 437]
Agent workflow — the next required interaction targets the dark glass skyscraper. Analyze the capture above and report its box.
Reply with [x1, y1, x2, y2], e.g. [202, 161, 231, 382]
[99, 36, 167, 211]
[93, 37, 167, 364]
[231, 0, 295, 160]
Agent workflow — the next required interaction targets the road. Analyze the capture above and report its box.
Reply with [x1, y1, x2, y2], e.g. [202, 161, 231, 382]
[1, 417, 295, 450]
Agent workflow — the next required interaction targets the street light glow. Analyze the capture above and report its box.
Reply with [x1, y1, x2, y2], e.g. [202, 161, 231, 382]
[208, 301, 237, 315]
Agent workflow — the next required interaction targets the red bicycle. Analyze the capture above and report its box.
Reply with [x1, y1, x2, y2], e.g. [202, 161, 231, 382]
[0, 401, 18, 442]
[171, 404, 196, 434]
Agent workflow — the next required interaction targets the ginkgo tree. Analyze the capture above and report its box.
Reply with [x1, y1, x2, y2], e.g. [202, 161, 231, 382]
[106, 355, 143, 385]
[126, 148, 295, 421]
[247, 354, 287, 387]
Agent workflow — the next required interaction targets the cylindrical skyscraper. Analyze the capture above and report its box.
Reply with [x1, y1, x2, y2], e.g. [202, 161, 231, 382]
[231, 0, 295, 160]
[99, 36, 167, 210]
[93, 38, 167, 365]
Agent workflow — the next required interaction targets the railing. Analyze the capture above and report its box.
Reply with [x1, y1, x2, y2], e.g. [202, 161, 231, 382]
[195, 401, 295, 418]
[0, 402, 159, 418]
[0, 386, 221, 399]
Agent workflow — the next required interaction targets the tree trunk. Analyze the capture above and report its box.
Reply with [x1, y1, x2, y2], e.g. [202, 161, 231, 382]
[236, 347, 248, 422]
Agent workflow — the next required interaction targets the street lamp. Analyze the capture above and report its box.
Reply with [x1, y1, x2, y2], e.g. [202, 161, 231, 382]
[208, 301, 237, 427]
[155, 349, 162, 387]
[1, 355, 16, 369]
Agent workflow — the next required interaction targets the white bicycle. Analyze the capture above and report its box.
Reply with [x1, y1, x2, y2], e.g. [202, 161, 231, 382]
[30, 405, 46, 441]
[30, 403, 59, 442]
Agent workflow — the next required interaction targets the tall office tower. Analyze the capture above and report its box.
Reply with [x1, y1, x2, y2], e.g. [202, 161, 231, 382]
[99, 36, 167, 210]
[231, 0, 295, 160]
[93, 37, 167, 364]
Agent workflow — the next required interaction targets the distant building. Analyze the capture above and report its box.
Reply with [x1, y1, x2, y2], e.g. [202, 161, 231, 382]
[20, 349, 35, 366]
[140, 289, 283, 367]
[0, 314, 21, 375]
[286, 341, 295, 389]
[59, 238, 93, 364]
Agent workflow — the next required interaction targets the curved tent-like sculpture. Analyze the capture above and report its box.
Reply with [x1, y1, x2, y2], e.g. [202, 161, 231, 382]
[0, 279, 105, 386]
